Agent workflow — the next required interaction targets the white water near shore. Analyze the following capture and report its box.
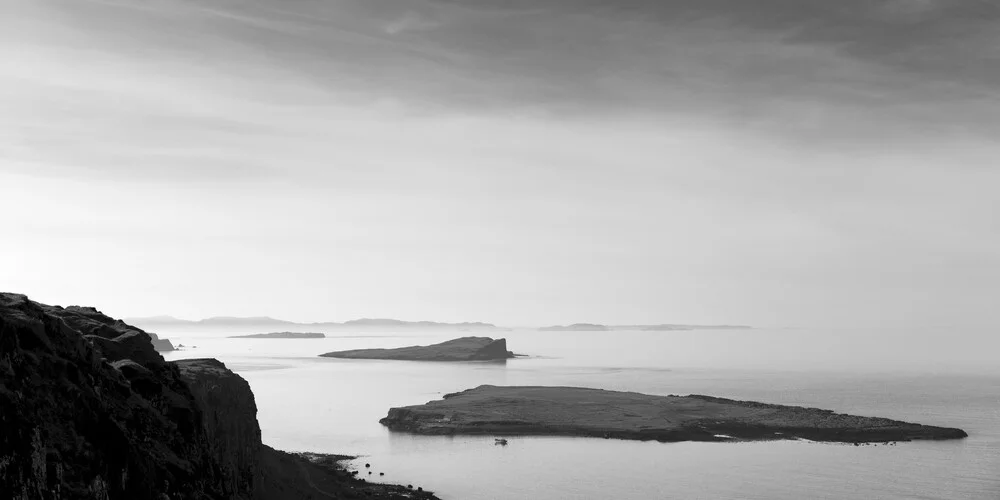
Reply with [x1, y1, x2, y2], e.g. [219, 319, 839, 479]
[162, 327, 1000, 500]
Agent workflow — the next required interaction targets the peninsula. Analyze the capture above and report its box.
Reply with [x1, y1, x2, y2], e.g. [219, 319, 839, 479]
[321, 336, 515, 361]
[229, 331, 326, 339]
[379, 385, 967, 444]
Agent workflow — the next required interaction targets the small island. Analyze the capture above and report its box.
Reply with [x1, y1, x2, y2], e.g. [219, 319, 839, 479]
[320, 337, 515, 361]
[229, 332, 326, 339]
[379, 385, 967, 443]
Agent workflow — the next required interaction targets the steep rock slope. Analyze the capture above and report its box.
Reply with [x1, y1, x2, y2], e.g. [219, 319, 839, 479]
[0, 293, 438, 500]
[0, 293, 229, 499]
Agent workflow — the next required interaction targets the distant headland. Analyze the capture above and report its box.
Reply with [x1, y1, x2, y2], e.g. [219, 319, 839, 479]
[127, 315, 500, 332]
[228, 332, 326, 339]
[539, 323, 751, 331]
[127, 315, 749, 332]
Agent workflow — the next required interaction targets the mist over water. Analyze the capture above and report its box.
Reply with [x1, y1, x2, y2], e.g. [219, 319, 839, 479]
[5, 0, 1000, 498]
[162, 327, 1000, 499]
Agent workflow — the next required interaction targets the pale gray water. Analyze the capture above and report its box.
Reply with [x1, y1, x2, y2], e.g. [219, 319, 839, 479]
[162, 328, 1000, 500]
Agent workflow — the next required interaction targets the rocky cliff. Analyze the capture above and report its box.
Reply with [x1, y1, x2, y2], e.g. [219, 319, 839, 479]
[148, 333, 176, 352]
[0, 293, 438, 500]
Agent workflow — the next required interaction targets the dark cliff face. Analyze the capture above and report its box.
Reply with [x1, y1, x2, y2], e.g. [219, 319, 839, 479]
[149, 333, 176, 352]
[176, 359, 261, 499]
[0, 293, 244, 500]
[469, 338, 513, 360]
[1, 293, 442, 500]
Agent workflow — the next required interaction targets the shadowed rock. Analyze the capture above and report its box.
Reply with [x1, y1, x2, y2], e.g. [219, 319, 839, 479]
[320, 337, 515, 361]
[380, 385, 968, 444]
[148, 332, 175, 352]
[0, 292, 440, 500]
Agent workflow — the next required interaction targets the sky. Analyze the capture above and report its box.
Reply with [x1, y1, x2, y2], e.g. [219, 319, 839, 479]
[1, 0, 998, 328]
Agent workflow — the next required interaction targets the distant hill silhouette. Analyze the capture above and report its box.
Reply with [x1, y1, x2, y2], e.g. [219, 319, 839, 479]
[128, 316, 748, 332]
[539, 323, 610, 331]
[540, 323, 751, 331]
[126, 315, 499, 332]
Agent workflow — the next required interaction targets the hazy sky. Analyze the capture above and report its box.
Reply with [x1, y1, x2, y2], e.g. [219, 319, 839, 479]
[2, 0, 998, 327]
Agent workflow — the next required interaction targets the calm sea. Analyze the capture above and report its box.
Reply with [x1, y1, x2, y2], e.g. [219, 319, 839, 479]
[161, 328, 1000, 500]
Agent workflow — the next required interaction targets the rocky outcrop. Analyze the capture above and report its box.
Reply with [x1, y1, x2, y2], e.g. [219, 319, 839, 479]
[0, 293, 439, 500]
[148, 332, 176, 352]
[177, 359, 261, 498]
[0, 293, 225, 499]
[320, 337, 515, 361]
[380, 385, 968, 444]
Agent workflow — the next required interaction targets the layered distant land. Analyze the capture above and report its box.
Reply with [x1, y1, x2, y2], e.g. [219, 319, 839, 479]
[229, 332, 326, 339]
[127, 315, 501, 332]
[539, 323, 751, 331]
[129, 316, 750, 333]
[380, 385, 967, 444]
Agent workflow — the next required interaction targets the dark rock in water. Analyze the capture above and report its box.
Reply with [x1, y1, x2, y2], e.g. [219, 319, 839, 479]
[380, 385, 968, 444]
[228, 332, 326, 339]
[320, 337, 516, 361]
[0, 292, 440, 500]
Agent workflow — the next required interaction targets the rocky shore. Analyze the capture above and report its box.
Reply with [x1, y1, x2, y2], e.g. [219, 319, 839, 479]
[0, 292, 439, 500]
[320, 337, 515, 361]
[380, 385, 968, 444]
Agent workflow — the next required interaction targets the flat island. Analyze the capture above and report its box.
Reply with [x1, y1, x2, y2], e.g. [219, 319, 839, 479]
[320, 337, 515, 361]
[229, 332, 325, 339]
[380, 385, 967, 443]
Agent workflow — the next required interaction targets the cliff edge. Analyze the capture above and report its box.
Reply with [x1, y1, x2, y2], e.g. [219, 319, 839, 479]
[0, 293, 438, 500]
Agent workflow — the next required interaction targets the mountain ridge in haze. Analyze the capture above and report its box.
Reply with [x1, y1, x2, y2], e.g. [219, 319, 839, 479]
[127, 315, 750, 331]
[126, 315, 500, 331]
[539, 323, 752, 331]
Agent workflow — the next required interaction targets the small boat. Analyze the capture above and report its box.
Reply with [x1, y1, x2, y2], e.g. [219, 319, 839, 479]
[494, 438, 508, 446]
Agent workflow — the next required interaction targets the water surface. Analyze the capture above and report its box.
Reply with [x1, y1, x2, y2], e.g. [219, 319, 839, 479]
[163, 328, 1000, 499]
